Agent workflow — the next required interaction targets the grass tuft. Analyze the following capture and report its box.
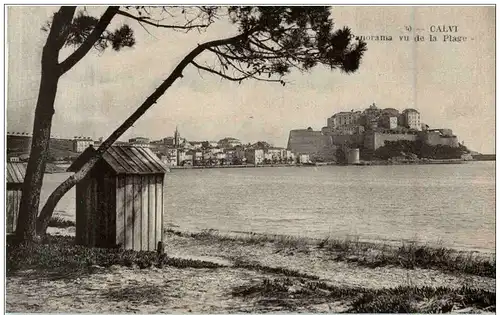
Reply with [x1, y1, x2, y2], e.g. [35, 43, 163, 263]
[47, 217, 75, 228]
[168, 229, 495, 278]
[7, 235, 225, 277]
[232, 277, 495, 313]
[324, 240, 496, 278]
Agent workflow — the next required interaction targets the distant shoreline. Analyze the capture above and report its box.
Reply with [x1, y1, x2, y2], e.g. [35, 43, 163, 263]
[168, 159, 492, 170]
[41, 158, 494, 174]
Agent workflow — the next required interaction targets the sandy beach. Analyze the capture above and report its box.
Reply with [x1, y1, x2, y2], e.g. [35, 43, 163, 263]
[6, 227, 495, 313]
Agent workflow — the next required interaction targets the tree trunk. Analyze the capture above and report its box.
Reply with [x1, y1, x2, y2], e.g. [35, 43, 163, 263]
[14, 7, 76, 245]
[36, 32, 250, 236]
[15, 67, 60, 244]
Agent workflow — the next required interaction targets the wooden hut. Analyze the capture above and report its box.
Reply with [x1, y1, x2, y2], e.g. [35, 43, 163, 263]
[6, 162, 27, 234]
[68, 146, 168, 251]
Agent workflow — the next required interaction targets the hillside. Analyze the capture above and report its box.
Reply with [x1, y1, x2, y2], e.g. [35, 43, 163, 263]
[472, 154, 496, 161]
[7, 135, 81, 161]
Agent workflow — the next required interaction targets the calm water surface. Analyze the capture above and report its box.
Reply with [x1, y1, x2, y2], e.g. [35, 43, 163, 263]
[41, 162, 495, 252]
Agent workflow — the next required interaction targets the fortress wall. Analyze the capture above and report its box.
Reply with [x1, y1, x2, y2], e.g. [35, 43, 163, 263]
[364, 132, 418, 151]
[287, 130, 336, 161]
[421, 133, 459, 147]
[331, 134, 365, 147]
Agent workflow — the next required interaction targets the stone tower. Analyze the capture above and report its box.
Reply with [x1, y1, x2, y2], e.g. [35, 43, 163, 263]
[174, 126, 180, 148]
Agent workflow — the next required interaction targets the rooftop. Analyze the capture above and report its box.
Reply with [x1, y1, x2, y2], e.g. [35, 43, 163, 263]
[68, 146, 168, 175]
[7, 162, 26, 184]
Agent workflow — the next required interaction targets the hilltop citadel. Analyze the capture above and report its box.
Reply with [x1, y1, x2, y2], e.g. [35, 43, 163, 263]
[287, 103, 460, 162]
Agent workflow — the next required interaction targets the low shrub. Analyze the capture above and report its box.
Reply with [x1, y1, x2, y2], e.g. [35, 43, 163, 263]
[6, 235, 226, 276]
[232, 277, 495, 313]
[169, 228, 495, 278]
[47, 217, 75, 228]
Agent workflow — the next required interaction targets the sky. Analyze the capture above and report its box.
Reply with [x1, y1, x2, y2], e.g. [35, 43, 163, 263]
[6, 6, 495, 153]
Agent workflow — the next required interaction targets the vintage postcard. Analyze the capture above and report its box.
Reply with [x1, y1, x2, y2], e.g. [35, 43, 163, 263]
[5, 5, 495, 313]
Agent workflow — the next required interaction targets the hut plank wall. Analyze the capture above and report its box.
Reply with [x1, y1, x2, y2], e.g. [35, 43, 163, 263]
[133, 175, 142, 250]
[6, 191, 13, 233]
[113, 173, 164, 251]
[75, 177, 86, 245]
[84, 177, 98, 247]
[148, 176, 156, 250]
[116, 176, 126, 247]
[156, 175, 163, 246]
[71, 146, 167, 251]
[141, 176, 149, 251]
[6, 189, 21, 233]
[125, 175, 134, 249]
[97, 172, 116, 247]
[7, 163, 27, 234]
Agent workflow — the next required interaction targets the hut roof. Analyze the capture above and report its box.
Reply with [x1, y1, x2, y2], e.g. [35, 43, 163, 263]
[7, 162, 26, 184]
[68, 146, 168, 175]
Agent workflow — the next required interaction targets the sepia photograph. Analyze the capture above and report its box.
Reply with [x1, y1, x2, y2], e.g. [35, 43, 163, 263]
[4, 4, 496, 313]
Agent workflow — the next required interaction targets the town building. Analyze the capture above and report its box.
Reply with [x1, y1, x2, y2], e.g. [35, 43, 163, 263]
[363, 103, 382, 125]
[208, 147, 224, 154]
[402, 108, 421, 130]
[298, 154, 311, 164]
[202, 141, 219, 148]
[284, 150, 295, 163]
[163, 148, 178, 166]
[216, 152, 227, 164]
[128, 137, 151, 148]
[218, 137, 242, 149]
[379, 115, 398, 130]
[191, 151, 203, 165]
[265, 147, 289, 163]
[264, 152, 273, 163]
[225, 146, 246, 164]
[381, 108, 400, 117]
[177, 150, 187, 166]
[189, 141, 204, 150]
[73, 137, 94, 152]
[245, 148, 264, 165]
[183, 154, 193, 166]
[162, 137, 176, 146]
[327, 111, 362, 129]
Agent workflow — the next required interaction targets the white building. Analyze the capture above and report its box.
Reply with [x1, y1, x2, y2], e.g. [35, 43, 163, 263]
[298, 154, 311, 164]
[163, 148, 178, 166]
[128, 137, 151, 148]
[73, 138, 94, 152]
[403, 109, 421, 130]
[216, 152, 227, 164]
[327, 111, 362, 129]
[245, 149, 264, 165]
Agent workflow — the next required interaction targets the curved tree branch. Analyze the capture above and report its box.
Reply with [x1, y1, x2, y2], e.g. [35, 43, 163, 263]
[52, 7, 78, 50]
[59, 6, 120, 74]
[191, 60, 256, 82]
[117, 9, 210, 30]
